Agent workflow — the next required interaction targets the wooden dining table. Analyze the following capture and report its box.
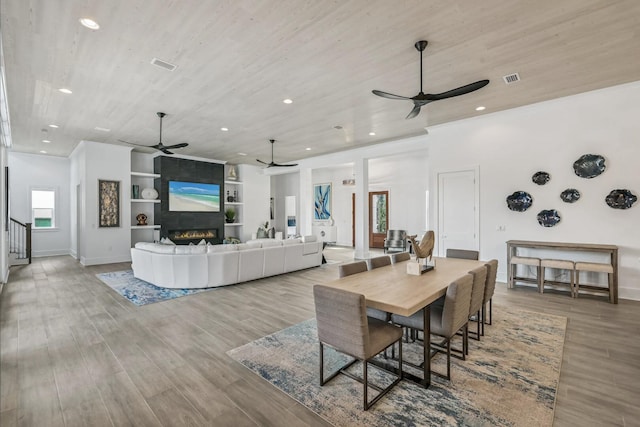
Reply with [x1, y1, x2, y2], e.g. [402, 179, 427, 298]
[323, 256, 486, 387]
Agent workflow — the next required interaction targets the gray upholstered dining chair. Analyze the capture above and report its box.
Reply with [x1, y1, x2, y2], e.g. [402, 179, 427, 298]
[481, 260, 498, 335]
[338, 260, 368, 278]
[383, 230, 407, 253]
[391, 252, 411, 263]
[467, 266, 487, 344]
[390, 274, 473, 380]
[313, 285, 403, 410]
[368, 255, 391, 270]
[446, 248, 479, 260]
[339, 261, 389, 322]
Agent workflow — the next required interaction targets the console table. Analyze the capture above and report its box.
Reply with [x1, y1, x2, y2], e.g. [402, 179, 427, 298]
[506, 240, 618, 303]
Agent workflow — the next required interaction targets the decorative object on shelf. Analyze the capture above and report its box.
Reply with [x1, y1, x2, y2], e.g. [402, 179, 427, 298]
[227, 165, 238, 181]
[532, 171, 550, 185]
[136, 213, 148, 226]
[132, 184, 140, 199]
[141, 187, 158, 200]
[560, 188, 581, 203]
[605, 189, 637, 209]
[313, 183, 332, 220]
[270, 197, 275, 220]
[226, 190, 234, 202]
[98, 179, 120, 228]
[268, 227, 276, 239]
[225, 208, 236, 223]
[257, 221, 269, 238]
[573, 154, 606, 179]
[506, 191, 533, 212]
[234, 190, 238, 202]
[537, 209, 561, 227]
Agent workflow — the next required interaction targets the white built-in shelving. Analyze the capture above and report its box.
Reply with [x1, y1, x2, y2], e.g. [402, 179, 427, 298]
[224, 177, 243, 240]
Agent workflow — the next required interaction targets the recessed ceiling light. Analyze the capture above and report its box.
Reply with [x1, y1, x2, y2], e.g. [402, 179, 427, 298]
[40, 150, 47, 154]
[79, 18, 100, 30]
[283, 99, 293, 104]
[58, 88, 72, 94]
[369, 132, 376, 136]
[305, 147, 311, 151]
[220, 127, 229, 132]
[42, 140, 51, 143]
[49, 124, 59, 128]
[333, 125, 343, 130]
[475, 106, 486, 111]
[237, 152, 247, 156]
[94, 126, 110, 132]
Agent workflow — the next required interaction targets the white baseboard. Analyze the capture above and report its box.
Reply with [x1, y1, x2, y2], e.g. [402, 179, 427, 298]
[619, 287, 640, 301]
[33, 249, 71, 258]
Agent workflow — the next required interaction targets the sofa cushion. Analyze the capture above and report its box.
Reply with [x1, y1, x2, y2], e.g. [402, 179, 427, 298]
[208, 244, 238, 253]
[301, 235, 317, 243]
[261, 239, 283, 248]
[283, 238, 302, 245]
[139, 243, 176, 254]
[175, 245, 207, 254]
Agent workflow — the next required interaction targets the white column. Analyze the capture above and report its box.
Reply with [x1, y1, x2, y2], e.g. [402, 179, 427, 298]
[354, 158, 369, 259]
[298, 167, 312, 236]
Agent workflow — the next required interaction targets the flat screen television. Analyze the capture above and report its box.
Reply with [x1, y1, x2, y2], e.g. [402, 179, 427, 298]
[169, 181, 220, 212]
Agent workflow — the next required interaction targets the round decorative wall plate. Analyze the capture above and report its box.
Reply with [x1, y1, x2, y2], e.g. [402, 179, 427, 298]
[573, 154, 606, 179]
[506, 191, 533, 212]
[605, 189, 637, 209]
[537, 209, 561, 227]
[141, 187, 159, 200]
[560, 188, 581, 203]
[532, 171, 550, 185]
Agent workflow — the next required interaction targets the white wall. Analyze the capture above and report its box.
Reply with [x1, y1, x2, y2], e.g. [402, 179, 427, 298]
[1, 145, 8, 283]
[239, 164, 270, 242]
[271, 171, 299, 234]
[9, 152, 71, 257]
[426, 81, 640, 300]
[70, 141, 132, 265]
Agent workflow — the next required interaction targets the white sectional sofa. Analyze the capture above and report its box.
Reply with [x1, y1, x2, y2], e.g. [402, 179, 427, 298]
[130, 235, 322, 289]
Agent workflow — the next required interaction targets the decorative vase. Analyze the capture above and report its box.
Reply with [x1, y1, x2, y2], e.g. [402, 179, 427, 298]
[141, 187, 158, 200]
[257, 229, 268, 238]
[225, 218, 235, 223]
[268, 227, 275, 238]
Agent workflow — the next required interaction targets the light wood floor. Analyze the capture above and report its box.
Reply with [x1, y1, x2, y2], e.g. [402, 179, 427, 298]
[1, 248, 639, 426]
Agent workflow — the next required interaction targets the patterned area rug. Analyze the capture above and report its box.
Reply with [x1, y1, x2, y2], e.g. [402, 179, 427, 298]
[96, 270, 212, 306]
[227, 305, 566, 426]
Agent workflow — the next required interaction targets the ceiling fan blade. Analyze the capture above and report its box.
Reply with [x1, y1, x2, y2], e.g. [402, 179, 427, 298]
[271, 163, 298, 167]
[372, 90, 412, 100]
[118, 139, 155, 148]
[256, 159, 269, 165]
[426, 79, 490, 101]
[163, 142, 188, 150]
[159, 148, 174, 155]
[405, 105, 422, 120]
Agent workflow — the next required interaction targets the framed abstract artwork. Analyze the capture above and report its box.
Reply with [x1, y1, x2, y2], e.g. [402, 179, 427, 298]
[313, 183, 331, 221]
[98, 179, 120, 227]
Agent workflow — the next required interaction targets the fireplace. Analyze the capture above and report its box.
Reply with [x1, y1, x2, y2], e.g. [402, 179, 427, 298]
[168, 228, 218, 244]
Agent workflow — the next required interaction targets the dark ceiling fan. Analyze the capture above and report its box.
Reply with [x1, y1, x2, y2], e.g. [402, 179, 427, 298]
[119, 112, 188, 154]
[256, 139, 298, 168]
[372, 40, 490, 119]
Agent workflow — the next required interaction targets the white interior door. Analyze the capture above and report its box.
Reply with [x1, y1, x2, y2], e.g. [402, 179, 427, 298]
[437, 168, 479, 255]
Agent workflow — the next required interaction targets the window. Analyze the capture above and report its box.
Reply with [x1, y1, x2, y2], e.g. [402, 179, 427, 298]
[31, 189, 56, 228]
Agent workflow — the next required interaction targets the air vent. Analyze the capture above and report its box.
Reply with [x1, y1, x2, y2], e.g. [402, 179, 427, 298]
[150, 58, 177, 71]
[503, 73, 520, 84]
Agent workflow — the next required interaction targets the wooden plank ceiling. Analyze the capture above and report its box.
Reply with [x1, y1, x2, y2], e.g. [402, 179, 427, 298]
[1, 0, 639, 164]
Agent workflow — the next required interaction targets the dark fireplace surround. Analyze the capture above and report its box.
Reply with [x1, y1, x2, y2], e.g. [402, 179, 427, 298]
[154, 156, 225, 245]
